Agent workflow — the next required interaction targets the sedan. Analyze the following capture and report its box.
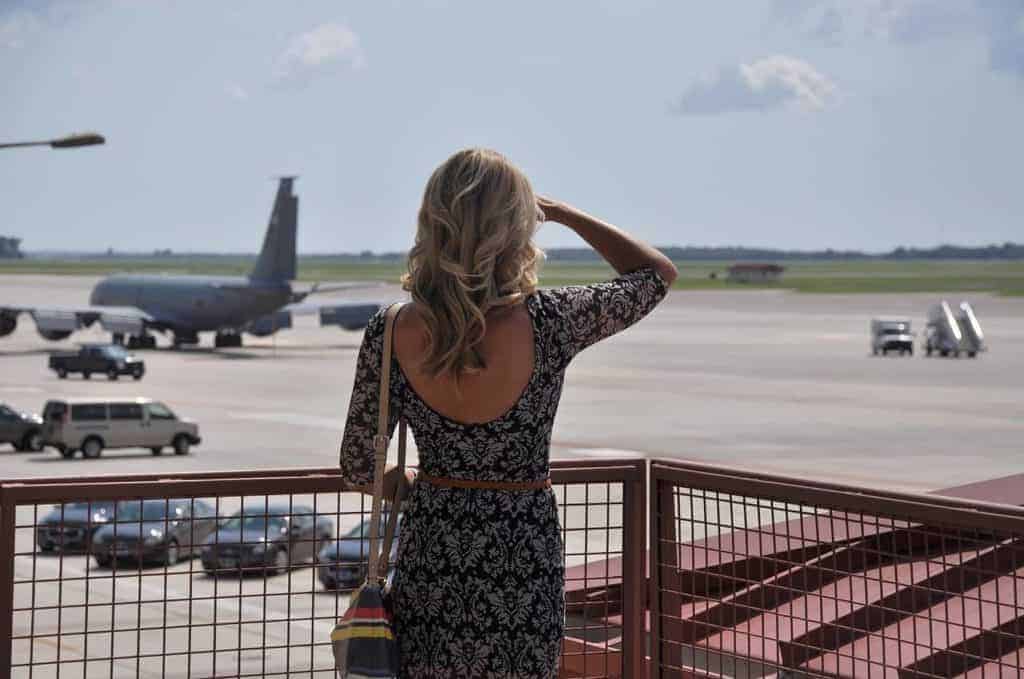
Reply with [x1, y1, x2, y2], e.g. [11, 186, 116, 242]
[200, 503, 333, 576]
[0, 402, 44, 452]
[317, 513, 402, 590]
[90, 498, 217, 567]
[36, 501, 116, 552]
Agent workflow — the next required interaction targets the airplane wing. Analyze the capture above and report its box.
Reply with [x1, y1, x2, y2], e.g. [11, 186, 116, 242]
[242, 301, 383, 336]
[288, 280, 387, 303]
[244, 281, 389, 334]
[283, 300, 384, 331]
[0, 304, 155, 340]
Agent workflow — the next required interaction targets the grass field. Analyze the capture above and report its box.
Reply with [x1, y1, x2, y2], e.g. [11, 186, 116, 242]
[2, 257, 1023, 295]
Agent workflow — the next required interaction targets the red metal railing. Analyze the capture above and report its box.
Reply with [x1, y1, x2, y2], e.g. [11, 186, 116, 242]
[6, 458, 1024, 678]
[0, 458, 645, 679]
[650, 460, 1024, 679]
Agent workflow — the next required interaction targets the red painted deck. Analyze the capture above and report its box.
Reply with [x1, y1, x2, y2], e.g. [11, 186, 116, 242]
[564, 471, 1024, 677]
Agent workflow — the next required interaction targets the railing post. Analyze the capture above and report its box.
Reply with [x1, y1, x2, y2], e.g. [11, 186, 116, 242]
[0, 489, 15, 679]
[648, 463, 680, 679]
[621, 459, 647, 678]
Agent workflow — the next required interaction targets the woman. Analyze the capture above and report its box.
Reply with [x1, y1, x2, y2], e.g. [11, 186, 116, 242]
[339, 148, 676, 677]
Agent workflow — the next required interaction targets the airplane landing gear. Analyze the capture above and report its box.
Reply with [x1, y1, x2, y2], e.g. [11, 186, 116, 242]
[171, 331, 199, 349]
[214, 331, 243, 348]
[126, 333, 158, 350]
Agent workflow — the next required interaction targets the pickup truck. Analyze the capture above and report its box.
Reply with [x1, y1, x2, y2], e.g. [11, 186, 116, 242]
[870, 319, 914, 356]
[49, 344, 146, 380]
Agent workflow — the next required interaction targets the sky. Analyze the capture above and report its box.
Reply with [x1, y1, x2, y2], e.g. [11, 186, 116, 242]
[2, 0, 1022, 254]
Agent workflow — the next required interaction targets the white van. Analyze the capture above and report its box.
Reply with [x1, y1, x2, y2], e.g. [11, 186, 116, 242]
[41, 398, 201, 459]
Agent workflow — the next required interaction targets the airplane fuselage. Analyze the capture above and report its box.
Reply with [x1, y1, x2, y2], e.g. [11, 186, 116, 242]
[89, 274, 292, 332]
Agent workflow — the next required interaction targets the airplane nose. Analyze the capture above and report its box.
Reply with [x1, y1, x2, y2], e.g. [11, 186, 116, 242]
[89, 282, 105, 305]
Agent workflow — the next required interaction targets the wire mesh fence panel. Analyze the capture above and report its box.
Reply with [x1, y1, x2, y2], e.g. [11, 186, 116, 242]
[0, 461, 645, 679]
[650, 461, 1024, 679]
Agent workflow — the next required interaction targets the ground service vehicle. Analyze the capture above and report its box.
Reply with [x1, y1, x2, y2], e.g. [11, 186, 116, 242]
[317, 513, 402, 590]
[923, 300, 985, 358]
[870, 319, 914, 356]
[48, 344, 145, 380]
[90, 498, 217, 567]
[956, 301, 986, 356]
[41, 398, 201, 459]
[0, 402, 44, 451]
[201, 503, 334, 576]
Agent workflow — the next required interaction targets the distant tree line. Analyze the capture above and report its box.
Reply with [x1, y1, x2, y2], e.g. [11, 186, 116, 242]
[545, 242, 1024, 262]
[0, 236, 24, 259]
[16, 242, 1023, 262]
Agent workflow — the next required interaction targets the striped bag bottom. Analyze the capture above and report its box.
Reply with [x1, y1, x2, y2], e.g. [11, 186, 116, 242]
[331, 583, 399, 678]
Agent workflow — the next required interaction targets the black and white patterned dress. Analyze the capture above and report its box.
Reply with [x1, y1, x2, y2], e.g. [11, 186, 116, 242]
[339, 267, 668, 678]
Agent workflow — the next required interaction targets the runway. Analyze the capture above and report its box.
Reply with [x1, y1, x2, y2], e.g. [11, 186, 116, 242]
[2, 274, 1023, 492]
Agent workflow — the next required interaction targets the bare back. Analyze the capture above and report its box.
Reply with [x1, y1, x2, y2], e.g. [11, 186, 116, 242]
[393, 301, 535, 426]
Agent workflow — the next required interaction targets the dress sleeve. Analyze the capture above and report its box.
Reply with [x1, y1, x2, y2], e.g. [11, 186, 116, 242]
[535, 266, 669, 369]
[339, 307, 401, 487]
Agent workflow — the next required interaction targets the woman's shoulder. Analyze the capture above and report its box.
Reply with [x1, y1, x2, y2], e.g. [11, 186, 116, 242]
[361, 302, 404, 343]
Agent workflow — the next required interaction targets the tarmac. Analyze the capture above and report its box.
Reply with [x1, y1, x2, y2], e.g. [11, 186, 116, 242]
[3, 273, 1023, 677]
[1, 274, 1023, 492]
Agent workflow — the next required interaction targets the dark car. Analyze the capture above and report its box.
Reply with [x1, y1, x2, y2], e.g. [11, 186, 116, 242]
[90, 498, 216, 568]
[49, 344, 145, 381]
[201, 503, 333, 576]
[0, 402, 44, 452]
[36, 500, 117, 552]
[317, 513, 402, 590]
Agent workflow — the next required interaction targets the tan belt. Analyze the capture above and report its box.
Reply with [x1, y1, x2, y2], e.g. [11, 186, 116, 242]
[418, 473, 551, 491]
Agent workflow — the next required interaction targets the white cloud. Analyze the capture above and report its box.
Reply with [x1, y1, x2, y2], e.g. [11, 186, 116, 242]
[225, 83, 249, 101]
[672, 56, 838, 116]
[774, 0, 968, 43]
[774, 0, 1024, 76]
[273, 22, 365, 84]
[1, 2, 95, 49]
[0, 9, 42, 49]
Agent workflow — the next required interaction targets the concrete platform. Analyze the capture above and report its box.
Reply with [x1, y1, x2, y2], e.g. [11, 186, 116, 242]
[1, 274, 1023, 491]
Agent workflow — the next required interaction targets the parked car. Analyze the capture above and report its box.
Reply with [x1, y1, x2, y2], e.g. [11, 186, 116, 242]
[49, 344, 145, 380]
[0, 402, 44, 452]
[36, 500, 117, 552]
[41, 398, 201, 459]
[200, 503, 333, 576]
[317, 513, 402, 590]
[870, 319, 914, 356]
[90, 498, 217, 567]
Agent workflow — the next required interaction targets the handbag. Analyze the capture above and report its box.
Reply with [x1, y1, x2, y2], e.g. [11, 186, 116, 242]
[332, 302, 409, 678]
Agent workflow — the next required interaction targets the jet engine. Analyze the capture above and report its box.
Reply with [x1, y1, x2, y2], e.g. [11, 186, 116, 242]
[32, 310, 79, 342]
[0, 313, 16, 337]
[38, 329, 73, 341]
[319, 303, 381, 331]
[246, 311, 292, 337]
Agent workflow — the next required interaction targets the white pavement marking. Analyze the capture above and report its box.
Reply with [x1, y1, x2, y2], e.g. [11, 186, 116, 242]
[226, 411, 345, 431]
[13, 554, 336, 662]
[0, 385, 45, 394]
[566, 447, 647, 458]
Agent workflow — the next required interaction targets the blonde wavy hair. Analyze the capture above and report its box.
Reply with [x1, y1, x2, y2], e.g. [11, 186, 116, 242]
[401, 148, 545, 380]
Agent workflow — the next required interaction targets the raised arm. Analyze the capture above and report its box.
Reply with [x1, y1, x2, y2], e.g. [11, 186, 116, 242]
[537, 197, 678, 286]
[535, 267, 669, 368]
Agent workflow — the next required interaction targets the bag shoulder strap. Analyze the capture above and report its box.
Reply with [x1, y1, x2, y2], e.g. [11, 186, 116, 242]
[366, 302, 405, 582]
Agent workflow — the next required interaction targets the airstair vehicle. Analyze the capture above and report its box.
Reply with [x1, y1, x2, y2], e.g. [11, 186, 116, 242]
[922, 300, 985, 357]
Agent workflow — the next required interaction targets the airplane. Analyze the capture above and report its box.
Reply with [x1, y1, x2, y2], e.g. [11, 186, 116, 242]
[0, 178, 382, 349]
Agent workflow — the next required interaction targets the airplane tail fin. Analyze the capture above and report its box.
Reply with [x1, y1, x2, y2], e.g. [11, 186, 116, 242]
[250, 177, 298, 282]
